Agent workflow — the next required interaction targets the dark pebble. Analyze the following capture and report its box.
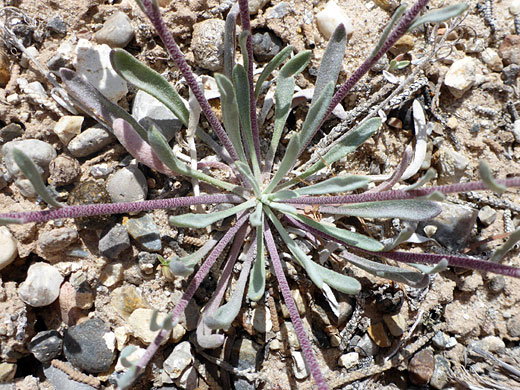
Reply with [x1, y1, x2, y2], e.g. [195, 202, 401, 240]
[29, 330, 63, 362]
[0, 123, 23, 143]
[488, 275, 505, 293]
[252, 31, 283, 62]
[64, 318, 115, 373]
[99, 224, 130, 259]
[46, 16, 67, 35]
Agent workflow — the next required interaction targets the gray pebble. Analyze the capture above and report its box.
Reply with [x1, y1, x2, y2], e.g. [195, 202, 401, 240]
[126, 214, 162, 252]
[163, 341, 193, 380]
[267, 2, 289, 19]
[0, 123, 23, 143]
[19, 262, 64, 307]
[46, 16, 67, 35]
[2, 139, 56, 178]
[67, 125, 115, 158]
[29, 330, 63, 362]
[38, 227, 78, 253]
[432, 331, 450, 349]
[137, 252, 158, 275]
[507, 314, 520, 337]
[64, 318, 115, 373]
[248, 0, 269, 14]
[430, 355, 450, 389]
[252, 31, 283, 62]
[437, 146, 469, 183]
[232, 339, 261, 390]
[132, 90, 182, 141]
[502, 64, 520, 85]
[488, 275, 505, 293]
[107, 165, 148, 203]
[99, 224, 130, 259]
[352, 333, 379, 357]
[191, 19, 226, 71]
[49, 155, 81, 187]
[93, 12, 134, 48]
[418, 202, 477, 251]
[43, 362, 98, 390]
[478, 205, 497, 226]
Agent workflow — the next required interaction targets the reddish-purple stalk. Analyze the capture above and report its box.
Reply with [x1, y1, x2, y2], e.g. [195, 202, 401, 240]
[0, 194, 242, 224]
[299, 0, 430, 153]
[264, 220, 329, 390]
[125, 213, 249, 387]
[238, 0, 262, 163]
[285, 177, 520, 205]
[139, 0, 239, 162]
[285, 215, 520, 278]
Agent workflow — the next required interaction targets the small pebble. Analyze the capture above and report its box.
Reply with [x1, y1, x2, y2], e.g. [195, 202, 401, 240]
[53, 116, 83, 146]
[0, 123, 23, 143]
[170, 323, 186, 343]
[499, 35, 520, 66]
[353, 333, 379, 357]
[29, 330, 63, 362]
[488, 275, 505, 293]
[107, 165, 148, 203]
[252, 31, 283, 62]
[93, 12, 134, 48]
[20, 46, 39, 68]
[502, 64, 520, 85]
[316, 1, 353, 40]
[0, 363, 16, 383]
[281, 321, 300, 349]
[110, 284, 147, 320]
[175, 366, 198, 390]
[64, 318, 116, 373]
[432, 331, 450, 349]
[67, 181, 112, 230]
[418, 202, 476, 251]
[191, 19, 226, 71]
[67, 125, 115, 158]
[2, 139, 56, 178]
[99, 263, 123, 287]
[480, 48, 503, 71]
[248, 0, 269, 14]
[367, 322, 392, 347]
[49, 155, 81, 186]
[132, 90, 182, 141]
[128, 308, 171, 344]
[507, 314, 520, 337]
[125, 214, 162, 252]
[252, 305, 273, 333]
[137, 252, 158, 275]
[114, 326, 129, 351]
[338, 352, 359, 369]
[74, 39, 128, 103]
[511, 0, 520, 15]
[478, 335, 506, 353]
[0, 227, 18, 271]
[409, 349, 435, 386]
[383, 313, 406, 337]
[266, 2, 289, 19]
[232, 338, 261, 390]
[19, 262, 64, 307]
[37, 227, 78, 253]
[46, 16, 67, 35]
[458, 273, 483, 293]
[43, 363, 97, 390]
[430, 355, 450, 390]
[163, 341, 193, 380]
[90, 163, 113, 178]
[0, 49, 9, 87]
[292, 350, 309, 380]
[444, 57, 477, 98]
[478, 205, 497, 226]
[389, 34, 414, 55]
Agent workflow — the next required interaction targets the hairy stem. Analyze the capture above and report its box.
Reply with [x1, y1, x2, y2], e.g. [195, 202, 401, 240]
[285, 177, 520, 205]
[264, 220, 328, 390]
[0, 194, 243, 224]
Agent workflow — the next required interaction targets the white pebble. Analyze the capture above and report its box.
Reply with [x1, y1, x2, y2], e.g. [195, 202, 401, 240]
[54, 116, 83, 146]
[316, 1, 354, 40]
[444, 57, 477, 98]
[163, 341, 193, 380]
[510, 0, 520, 15]
[19, 262, 64, 307]
[292, 350, 309, 380]
[0, 227, 18, 271]
[339, 352, 359, 369]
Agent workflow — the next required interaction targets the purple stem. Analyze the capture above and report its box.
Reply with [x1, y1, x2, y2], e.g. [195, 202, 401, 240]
[238, 0, 262, 163]
[286, 215, 520, 279]
[131, 213, 249, 381]
[264, 220, 328, 390]
[299, 0, 430, 153]
[0, 194, 243, 224]
[285, 177, 520, 205]
[140, 0, 239, 162]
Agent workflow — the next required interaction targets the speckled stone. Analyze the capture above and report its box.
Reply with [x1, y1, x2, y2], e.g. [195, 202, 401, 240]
[67, 181, 112, 230]
[232, 338, 261, 390]
[163, 341, 193, 380]
[409, 349, 435, 386]
[110, 284, 147, 320]
[252, 31, 283, 62]
[48, 155, 81, 186]
[499, 35, 520, 66]
[430, 355, 450, 390]
[63, 318, 116, 374]
[191, 19, 225, 71]
[29, 330, 63, 362]
[125, 214, 162, 252]
[2, 139, 56, 179]
[37, 227, 78, 253]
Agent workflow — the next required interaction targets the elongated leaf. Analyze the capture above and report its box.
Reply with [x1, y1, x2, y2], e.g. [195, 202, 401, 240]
[233, 64, 260, 177]
[238, 30, 250, 72]
[369, 5, 406, 60]
[168, 234, 221, 277]
[265, 82, 335, 193]
[280, 50, 311, 78]
[382, 221, 418, 250]
[291, 213, 384, 251]
[0, 217, 22, 226]
[249, 203, 263, 227]
[215, 74, 246, 162]
[59, 68, 148, 140]
[248, 226, 266, 301]
[321, 199, 442, 221]
[110, 49, 189, 127]
[479, 160, 506, 195]
[313, 263, 361, 295]
[169, 199, 255, 228]
[407, 3, 469, 32]
[341, 251, 430, 288]
[264, 206, 324, 288]
[295, 175, 370, 196]
[12, 149, 63, 208]
[490, 228, 520, 263]
[254, 45, 293, 97]
[268, 201, 299, 215]
[224, 3, 239, 79]
[411, 258, 448, 274]
[235, 161, 261, 196]
[269, 190, 298, 201]
[312, 24, 346, 107]
[291, 118, 381, 186]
